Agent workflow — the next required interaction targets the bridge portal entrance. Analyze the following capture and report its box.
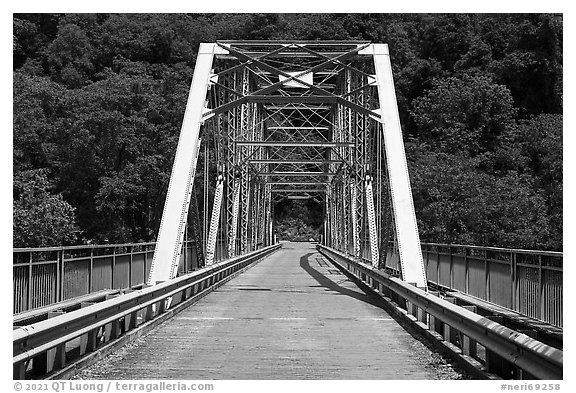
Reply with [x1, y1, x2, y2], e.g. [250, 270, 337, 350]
[148, 41, 427, 289]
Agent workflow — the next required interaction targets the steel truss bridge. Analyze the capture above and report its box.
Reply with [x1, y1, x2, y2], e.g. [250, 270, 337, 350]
[13, 41, 563, 381]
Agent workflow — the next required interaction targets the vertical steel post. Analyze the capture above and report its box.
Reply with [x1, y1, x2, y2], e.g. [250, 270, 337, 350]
[55, 250, 61, 304]
[60, 249, 65, 300]
[351, 184, 360, 258]
[129, 245, 133, 288]
[206, 176, 225, 266]
[27, 252, 33, 311]
[484, 249, 490, 302]
[228, 182, 241, 258]
[449, 246, 454, 289]
[89, 247, 94, 294]
[365, 175, 379, 267]
[111, 247, 116, 289]
[539, 254, 543, 321]
[203, 142, 209, 255]
[510, 251, 515, 312]
[464, 248, 469, 294]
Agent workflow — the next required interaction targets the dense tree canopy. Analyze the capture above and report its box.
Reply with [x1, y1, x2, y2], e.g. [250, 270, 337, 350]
[13, 13, 562, 250]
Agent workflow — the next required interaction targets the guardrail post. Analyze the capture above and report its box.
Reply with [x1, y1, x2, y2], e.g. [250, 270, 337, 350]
[428, 313, 442, 336]
[416, 306, 427, 324]
[442, 297, 458, 346]
[181, 285, 189, 302]
[461, 305, 477, 358]
[118, 288, 140, 331]
[110, 318, 120, 340]
[407, 283, 419, 318]
[13, 360, 26, 380]
[79, 301, 96, 354]
[146, 303, 155, 321]
[103, 294, 121, 340]
[462, 334, 477, 359]
[485, 315, 513, 378]
[86, 328, 99, 353]
[32, 310, 66, 376]
[427, 290, 442, 334]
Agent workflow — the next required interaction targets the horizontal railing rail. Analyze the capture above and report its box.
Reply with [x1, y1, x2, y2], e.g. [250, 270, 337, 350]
[13, 242, 157, 253]
[318, 244, 563, 380]
[13, 244, 281, 380]
[420, 242, 563, 257]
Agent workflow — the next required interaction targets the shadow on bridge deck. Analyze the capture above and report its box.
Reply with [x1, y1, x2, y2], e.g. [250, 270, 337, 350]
[299, 252, 387, 308]
[75, 242, 462, 380]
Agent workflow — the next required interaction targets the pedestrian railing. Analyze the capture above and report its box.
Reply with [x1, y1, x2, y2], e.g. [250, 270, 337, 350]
[13, 240, 236, 314]
[13, 244, 280, 380]
[377, 242, 562, 327]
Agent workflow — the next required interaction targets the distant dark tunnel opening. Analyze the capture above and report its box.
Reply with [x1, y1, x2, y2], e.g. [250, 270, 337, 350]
[273, 198, 324, 241]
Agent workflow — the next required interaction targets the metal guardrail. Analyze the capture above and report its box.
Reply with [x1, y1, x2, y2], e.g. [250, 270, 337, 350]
[318, 245, 563, 380]
[13, 244, 281, 380]
[13, 240, 246, 314]
[380, 242, 563, 327]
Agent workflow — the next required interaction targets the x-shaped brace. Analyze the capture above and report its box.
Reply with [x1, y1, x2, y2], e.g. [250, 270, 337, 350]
[202, 42, 380, 120]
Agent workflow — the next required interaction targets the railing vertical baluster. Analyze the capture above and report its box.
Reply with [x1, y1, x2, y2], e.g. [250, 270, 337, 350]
[89, 247, 94, 294]
[55, 249, 61, 304]
[449, 245, 454, 289]
[129, 245, 133, 288]
[144, 246, 149, 284]
[436, 246, 440, 286]
[111, 246, 116, 289]
[539, 254, 543, 321]
[423, 244, 427, 277]
[484, 248, 489, 302]
[511, 251, 517, 313]
[464, 248, 469, 295]
[27, 252, 33, 311]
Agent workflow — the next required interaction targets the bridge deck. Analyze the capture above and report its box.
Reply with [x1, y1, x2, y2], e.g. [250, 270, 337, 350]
[76, 243, 461, 379]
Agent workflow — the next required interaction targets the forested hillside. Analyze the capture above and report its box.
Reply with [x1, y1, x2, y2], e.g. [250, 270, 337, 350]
[13, 14, 562, 250]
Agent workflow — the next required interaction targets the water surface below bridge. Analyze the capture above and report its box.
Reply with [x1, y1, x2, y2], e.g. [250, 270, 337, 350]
[75, 242, 462, 379]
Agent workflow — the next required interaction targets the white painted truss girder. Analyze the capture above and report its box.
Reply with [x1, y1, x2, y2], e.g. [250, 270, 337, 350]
[148, 43, 219, 284]
[371, 44, 427, 288]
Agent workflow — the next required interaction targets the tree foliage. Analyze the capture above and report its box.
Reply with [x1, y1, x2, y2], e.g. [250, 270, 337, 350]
[13, 13, 562, 250]
[13, 170, 80, 247]
[411, 75, 516, 155]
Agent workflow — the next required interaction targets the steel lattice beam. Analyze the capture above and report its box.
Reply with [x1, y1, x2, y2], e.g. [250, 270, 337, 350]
[152, 40, 426, 292]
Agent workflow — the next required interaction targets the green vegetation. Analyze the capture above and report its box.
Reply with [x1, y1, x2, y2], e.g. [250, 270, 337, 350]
[13, 14, 562, 250]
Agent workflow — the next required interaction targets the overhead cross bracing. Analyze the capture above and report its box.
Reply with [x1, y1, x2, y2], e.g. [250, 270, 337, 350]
[148, 40, 427, 289]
